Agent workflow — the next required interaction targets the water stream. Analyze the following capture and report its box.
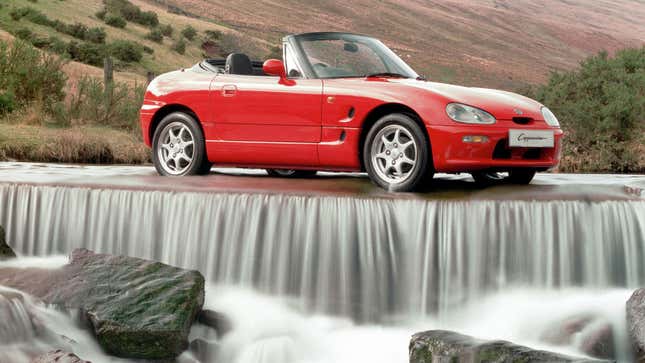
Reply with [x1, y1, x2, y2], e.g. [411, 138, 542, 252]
[0, 180, 644, 362]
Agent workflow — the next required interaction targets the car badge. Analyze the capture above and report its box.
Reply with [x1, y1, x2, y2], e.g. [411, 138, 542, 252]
[513, 108, 524, 115]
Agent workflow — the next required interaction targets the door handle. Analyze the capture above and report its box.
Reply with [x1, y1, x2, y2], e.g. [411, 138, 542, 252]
[222, 85, 237, 97]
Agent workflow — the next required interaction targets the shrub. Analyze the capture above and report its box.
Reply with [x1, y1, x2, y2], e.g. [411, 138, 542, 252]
[66, 76, 145, 131]
[67, 22, 89, 39]
[524, 47, 645, 173]
[31, 36, 52, 49]
[48, 36, 68, 55]
[0, 40, 66, 111]
[138, 11, 159, 27]
[159, 24, 173, 37]
[9, 7, 29, 21]
[0, 92, 15, 115]
[96, 9, 107, 20]
[67, 41, 105, 65]
[181, 25, 197, 41]
[171, 39, 186, 55]
[86, 27, 107, 44]
[204, 30, 222, 41]
[105, 14, 126, 28]
[14, 28, 33, 40]
[18, 7, 52, 26]
[145, 29, 163, 43]
[108, 40, 143, 62]
[103, 0, 158, 27]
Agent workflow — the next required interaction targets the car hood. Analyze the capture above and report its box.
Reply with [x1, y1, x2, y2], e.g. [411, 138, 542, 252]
[396, 79, 544, 120]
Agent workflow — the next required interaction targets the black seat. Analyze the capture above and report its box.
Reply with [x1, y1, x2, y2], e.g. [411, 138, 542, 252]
[225, 53, 253, 75]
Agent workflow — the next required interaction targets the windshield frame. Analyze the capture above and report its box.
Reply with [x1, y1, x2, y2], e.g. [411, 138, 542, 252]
[285, 32, 419, 80]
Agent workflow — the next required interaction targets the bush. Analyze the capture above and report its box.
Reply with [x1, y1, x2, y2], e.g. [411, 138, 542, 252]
[159, 24, 173, 37]
[181, 25, 197, 41]
[171, 39, 186, 54]
[9, 7, 29, 21]
[66, 76, 145, 131]
[524, 47, 645, 173]
[105, 14, 126, 28]
[103, 0, 158, 27]
[48, 36, 68, 55]
[22, 7, 52, 26]
[14, 28, 33, 40]
[67, 22, 88, 39]
[0, 40, 66, 111]
[0, 92, 15, 115]
[108, 40, 143, 62]
[31, 36, 52, 49]
[86, 27, 107, 44]
[204, 30, 222, 41]
[95, 9, 107, 20]
[138, 11, 159, 27]
[145, 29, 163, 43]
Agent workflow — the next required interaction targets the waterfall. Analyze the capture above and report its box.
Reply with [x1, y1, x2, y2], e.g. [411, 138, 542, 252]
[1, 183, 643, 323]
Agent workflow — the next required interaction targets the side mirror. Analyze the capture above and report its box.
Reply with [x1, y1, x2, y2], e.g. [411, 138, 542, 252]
[263, 59, 286, 79]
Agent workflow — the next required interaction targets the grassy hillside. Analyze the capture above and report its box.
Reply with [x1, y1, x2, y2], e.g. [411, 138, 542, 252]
[0, 0, 272, 78]
[148, 0, 645, 89]
[1, 0, 642, 89]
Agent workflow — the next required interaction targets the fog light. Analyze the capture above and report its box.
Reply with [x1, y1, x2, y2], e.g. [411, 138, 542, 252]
[462, 135, 489, 143]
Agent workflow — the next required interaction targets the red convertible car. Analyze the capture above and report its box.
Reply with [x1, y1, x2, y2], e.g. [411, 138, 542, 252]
[140, 32, 562, 192]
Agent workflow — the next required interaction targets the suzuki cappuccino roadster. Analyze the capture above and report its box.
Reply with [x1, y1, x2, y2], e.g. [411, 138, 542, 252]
[140, 32, 562, 192]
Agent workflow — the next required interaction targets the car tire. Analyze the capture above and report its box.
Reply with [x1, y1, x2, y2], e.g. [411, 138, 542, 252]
[472, 169, 537, 186]
[266, 169, 317, 178]
[363, 113, 431, 192]
[152, 112, 209, 177]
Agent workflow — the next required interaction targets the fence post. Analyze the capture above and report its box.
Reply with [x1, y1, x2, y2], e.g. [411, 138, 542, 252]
[103, 57, 113, 113]
[147, 71, 155, 84]
[104, 57, 113, 88]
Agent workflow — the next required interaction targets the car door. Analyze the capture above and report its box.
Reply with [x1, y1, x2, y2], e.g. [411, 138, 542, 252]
[208, 71, 323, 167]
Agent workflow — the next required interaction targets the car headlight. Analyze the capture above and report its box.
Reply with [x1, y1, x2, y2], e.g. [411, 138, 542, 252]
[446, 103, 496, 124]
[541, 107, 560, 127]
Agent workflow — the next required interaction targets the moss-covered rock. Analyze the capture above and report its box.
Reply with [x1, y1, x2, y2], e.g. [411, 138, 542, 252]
[409, 330, 608, 363]
[0, 226, 16, 259]
[0, 249, 205, 360]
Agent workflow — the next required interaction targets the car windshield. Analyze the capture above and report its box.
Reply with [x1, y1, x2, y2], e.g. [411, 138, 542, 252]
[293, 33, 419, 79]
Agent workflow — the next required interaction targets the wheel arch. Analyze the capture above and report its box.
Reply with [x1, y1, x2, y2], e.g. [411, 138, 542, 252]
[149, 104, 205, 145]
[358, 103, 432, 172]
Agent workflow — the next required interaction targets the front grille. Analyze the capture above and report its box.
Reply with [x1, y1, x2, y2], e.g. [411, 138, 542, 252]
[512, 117, 533, 125]
[492, 138, 544, 160]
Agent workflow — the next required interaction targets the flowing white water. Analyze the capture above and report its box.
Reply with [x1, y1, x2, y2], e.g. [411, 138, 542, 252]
[0, 182, 644, 362]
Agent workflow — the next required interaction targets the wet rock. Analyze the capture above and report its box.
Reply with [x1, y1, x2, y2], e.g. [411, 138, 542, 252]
[197, 309, 233, 337]
[540, 314, 595, 345]
[31, 350, 89, 363]
[539, 314, 616, 360]
[189, 338, 218, 362]
[409, 330, 606, 363]
[627, 289, 645, 362]
[579, 321, 615, 360]
[0, 226, 16, 259]
[0, 249, 205, 360]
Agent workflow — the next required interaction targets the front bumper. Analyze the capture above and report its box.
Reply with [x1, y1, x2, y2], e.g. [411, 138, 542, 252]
[427, 124, 563, 173]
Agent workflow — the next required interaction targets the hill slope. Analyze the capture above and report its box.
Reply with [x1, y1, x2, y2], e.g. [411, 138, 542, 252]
[150, 0, 645, 88]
